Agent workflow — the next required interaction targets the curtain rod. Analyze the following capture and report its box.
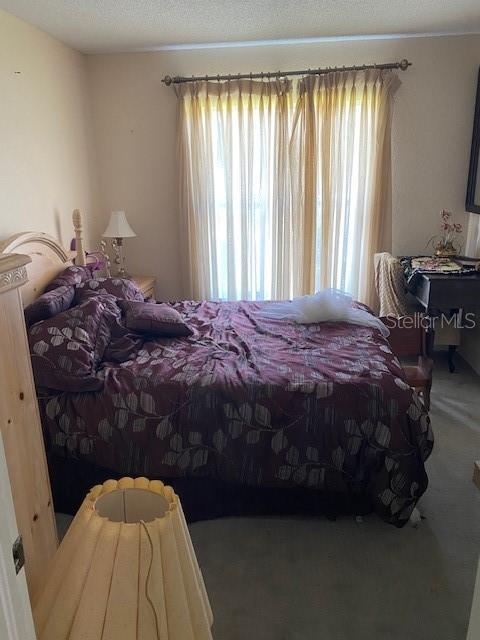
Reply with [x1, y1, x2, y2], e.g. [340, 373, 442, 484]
[162, 58, 411, 86]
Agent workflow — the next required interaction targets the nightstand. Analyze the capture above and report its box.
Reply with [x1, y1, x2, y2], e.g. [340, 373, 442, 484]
[131, 275, 156, 299]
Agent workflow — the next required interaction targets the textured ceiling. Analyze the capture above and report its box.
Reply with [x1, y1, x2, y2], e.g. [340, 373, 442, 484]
[1, 0, 480, 53]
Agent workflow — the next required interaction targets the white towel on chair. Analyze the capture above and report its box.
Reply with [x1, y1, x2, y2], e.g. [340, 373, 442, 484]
[374, 252, 409, 317]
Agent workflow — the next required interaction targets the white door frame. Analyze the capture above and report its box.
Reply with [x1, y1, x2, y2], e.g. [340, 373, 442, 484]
[0, 433, 36, 640]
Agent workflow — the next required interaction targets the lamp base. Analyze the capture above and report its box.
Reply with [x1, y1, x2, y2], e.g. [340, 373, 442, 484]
[111, 238, 130, 278]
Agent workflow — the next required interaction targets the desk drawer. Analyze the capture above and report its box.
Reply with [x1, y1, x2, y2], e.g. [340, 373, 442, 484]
[423, 277, 480, 312]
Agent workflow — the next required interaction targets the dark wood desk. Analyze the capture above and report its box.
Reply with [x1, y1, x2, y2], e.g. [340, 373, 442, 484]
[413, 272, 480, 312]
[409, 271, 480, 371]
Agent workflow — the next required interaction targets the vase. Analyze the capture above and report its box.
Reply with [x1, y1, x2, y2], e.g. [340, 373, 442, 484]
[434, 241, 458, 258]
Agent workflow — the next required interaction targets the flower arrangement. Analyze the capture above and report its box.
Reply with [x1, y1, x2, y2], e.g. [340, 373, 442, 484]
[433, 209, 462, 257]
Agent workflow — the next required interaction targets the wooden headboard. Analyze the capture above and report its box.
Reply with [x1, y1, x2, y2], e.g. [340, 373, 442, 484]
[0, 210, 87, 306]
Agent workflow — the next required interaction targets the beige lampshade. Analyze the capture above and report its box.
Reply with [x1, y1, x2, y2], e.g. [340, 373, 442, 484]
[102, 211, 137, 238]
[33, 478, 213, 640]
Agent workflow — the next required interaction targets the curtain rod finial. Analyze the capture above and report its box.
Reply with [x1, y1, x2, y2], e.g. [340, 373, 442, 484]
[399, 59, 410, 71]
[162, 75, 173, 86]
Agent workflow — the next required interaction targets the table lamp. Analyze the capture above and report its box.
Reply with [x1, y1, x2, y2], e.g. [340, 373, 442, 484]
[33, 477, 213, 640]
[102, 211, 136, 277]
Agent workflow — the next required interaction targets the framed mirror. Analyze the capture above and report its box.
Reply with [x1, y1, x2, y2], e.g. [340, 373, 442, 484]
[466, 67, 480, 214]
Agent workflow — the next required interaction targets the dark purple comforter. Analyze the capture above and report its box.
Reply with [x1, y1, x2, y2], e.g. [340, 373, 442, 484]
[38, 300, 433, 526]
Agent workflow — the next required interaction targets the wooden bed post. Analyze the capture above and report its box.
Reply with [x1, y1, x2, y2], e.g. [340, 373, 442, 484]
[72, 209, 86, 266]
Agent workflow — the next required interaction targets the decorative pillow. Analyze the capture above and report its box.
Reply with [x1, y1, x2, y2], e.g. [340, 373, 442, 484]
[118, 301, 193, 337]
[24, 285, 75, 327]
[75, 277, 144, 304]
[28, 297, 118, 392]
[44, 265, 92, 292]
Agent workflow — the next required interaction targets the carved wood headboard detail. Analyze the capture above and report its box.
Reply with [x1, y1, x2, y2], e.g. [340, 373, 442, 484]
[0, 210, 87, 306]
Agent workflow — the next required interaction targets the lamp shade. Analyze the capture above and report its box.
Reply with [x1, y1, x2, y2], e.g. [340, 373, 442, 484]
[102, 211, 137, 238]
[33, 478, 213, 640]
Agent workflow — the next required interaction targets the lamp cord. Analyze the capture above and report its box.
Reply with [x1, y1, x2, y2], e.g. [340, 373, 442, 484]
[140, 520, 163, 640]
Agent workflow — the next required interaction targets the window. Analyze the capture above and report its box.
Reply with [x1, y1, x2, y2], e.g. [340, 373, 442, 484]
[177, 71, 396, 308]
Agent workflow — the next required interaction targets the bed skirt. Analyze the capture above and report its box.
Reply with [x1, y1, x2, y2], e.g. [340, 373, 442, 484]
[48, 453, 374, 523]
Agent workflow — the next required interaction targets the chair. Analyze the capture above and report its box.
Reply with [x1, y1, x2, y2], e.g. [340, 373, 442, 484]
[374, 252, 460, 372]
[381, 315, 433, 411]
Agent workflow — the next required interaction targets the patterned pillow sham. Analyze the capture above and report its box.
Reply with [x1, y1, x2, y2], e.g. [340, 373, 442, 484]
[118, 300, 193, 337]
[75, 277, 144, 304]
[24, 285, 75, 328]
[28, 297, 118, 392]
[44, 265, 93, 292]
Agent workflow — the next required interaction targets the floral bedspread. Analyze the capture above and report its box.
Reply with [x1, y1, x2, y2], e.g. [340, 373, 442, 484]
[38, 300, 433, 526]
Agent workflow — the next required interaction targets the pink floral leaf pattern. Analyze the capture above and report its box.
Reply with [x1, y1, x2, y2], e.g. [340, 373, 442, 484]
[115, 409, 129, 429]
[293, 466, 308, 483]
[277, 465, 292, 480]
[332, 446, 345, 470]
[177, 451, 191, 470]
[286, 446, 299, 465]
[133, 418, 146, 432]
[46, 397, 60, 419]
[375, 422, 391, 448]
[309, 468, 325, 487]
[228, 421, 243, 439]
[57, 356, 72, 372]
[170, 433, 182, 452]
[74, 327, 90, 343]
[346, 436, 362, 455]
[33, 340, 49, 356]
[140, 392, 155, 414]
[223, 403, 237, 418]
[344, 419, 361, 436]
[162, 451, 178, 466]
[112, 394, 126, 409]
[192, 449, 208, 470]
[254, 404, 270, 427]
[239, 403, 252, 423]
[47, 327, 63, 336]
[188, 432, 202, 445]
[271, 430, 288, 454]
[156, 418, 172, 439]
[98, 419, 113, 442]
[213, 430, 227, 452]
[126, 393, 138, 412]
[38, 299, 433, 527]
[306, 446, 318, 462]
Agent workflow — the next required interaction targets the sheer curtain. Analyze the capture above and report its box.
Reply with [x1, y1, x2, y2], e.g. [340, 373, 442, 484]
[291, 70, 399, 308]
[176, 79, 294, 300]
[176, 70, 399, 305]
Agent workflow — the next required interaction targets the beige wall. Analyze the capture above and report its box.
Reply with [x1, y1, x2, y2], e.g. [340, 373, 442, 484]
[1, 16, 478, 301]
[0, 9, 97, 248]
[87, 53, 181, 297]
[87, 34, 480, 298]
[2, 10, 480, 371]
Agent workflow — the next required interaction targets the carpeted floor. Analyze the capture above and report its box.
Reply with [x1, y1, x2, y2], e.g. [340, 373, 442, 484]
[56, 352, 480, 640]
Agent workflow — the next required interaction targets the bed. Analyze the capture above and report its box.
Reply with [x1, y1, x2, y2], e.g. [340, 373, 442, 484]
[1, 213, 434, 527]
